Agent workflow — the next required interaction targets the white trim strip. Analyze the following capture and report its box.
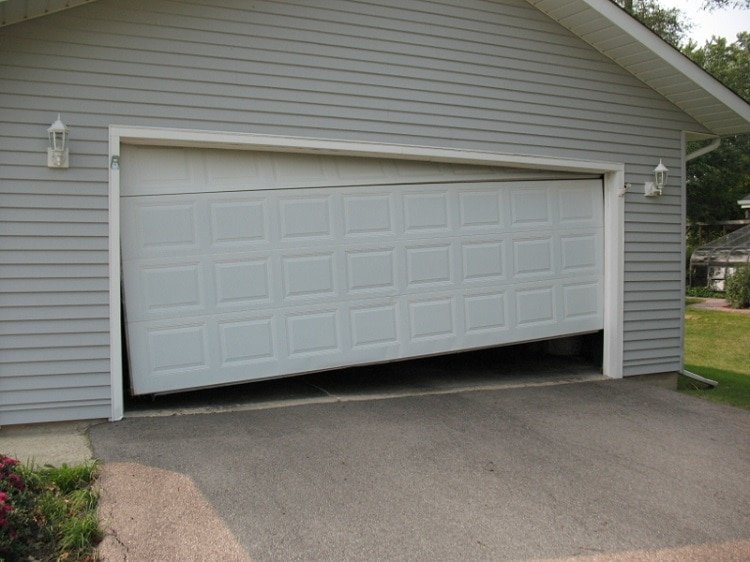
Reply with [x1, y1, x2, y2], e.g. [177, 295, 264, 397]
[108, 129, 124, 421]
[107, 125, 625, 420]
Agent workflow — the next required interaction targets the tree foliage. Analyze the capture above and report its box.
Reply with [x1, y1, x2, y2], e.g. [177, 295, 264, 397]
[614, 0, 691, 47]
[684, 33, 750, 223]
[616, 0, 749, 225]
[701, 0, 750, 10]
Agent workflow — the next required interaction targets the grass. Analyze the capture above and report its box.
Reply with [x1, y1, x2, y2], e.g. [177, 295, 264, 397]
[1, 460, 102, 561]
[680, 307, 750, 409]
[685, 297, 704, 306]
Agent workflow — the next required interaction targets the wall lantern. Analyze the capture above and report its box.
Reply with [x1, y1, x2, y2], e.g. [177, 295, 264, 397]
[644, 159, 668, 197]
[47, 114, 69, 168]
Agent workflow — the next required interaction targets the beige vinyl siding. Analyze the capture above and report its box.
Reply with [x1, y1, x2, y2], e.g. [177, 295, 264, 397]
[0, 0, 703, 423]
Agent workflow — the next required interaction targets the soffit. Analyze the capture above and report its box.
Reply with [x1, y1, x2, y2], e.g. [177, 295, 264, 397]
[527, 0, 750, 135]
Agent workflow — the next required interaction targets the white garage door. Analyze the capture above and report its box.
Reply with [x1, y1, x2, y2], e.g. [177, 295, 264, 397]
[121, 146, 603, 395]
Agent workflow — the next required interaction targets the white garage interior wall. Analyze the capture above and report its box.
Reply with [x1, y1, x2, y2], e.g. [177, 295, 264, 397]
[120, 145, 604, 395]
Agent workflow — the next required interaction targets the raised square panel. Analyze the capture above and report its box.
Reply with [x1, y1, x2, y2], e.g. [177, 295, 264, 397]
[403, 192, 449, 231]
[350, 304, 398, 347]
[409, 298, 453, 340]
[215, 259, 270, 304]
[283, 254, 335, 298]
[465, 293, 506, 333]
[406, 245, 451, 286]
[463, 241, 504, 280]
[459, 191, 501, 229]
[219, 318, 274, 364]
[140, 204, 196, 248]
[210, 201, 266, 244]
[516, 287, 555, 325]
[343, 194, 393, 235]
[347, 249, 395, 292]
[563, 283, 600, 319]
[148, 325, 207, 373]
[561, 235, 598, 271]
[513, 238, 553, 276]
[287, 311, 339, 355]
[143, 265, 202, 312]
[510, 189, 549, 225]
[559, 187, 596, 222]
[280, 196, 331, 239]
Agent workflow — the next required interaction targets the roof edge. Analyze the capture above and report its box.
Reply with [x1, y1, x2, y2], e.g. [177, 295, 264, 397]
[0, 0, 99, 28]
[527, 0, 750, 135]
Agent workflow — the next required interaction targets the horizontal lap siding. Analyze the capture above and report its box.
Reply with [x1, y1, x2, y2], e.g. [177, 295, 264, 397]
[0, 0, 701, 423]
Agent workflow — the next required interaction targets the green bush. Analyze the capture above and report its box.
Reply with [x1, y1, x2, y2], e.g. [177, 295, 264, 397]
[686, 286, 724, 298]
[726, 266, 750, 308]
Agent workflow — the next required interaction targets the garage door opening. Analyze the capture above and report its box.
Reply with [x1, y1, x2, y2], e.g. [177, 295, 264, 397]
[119, 145, 605, 404]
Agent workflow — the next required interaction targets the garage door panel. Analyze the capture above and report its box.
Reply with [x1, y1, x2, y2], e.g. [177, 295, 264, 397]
[343, 193, 395, 236]
[346, 248, 398, 293]
[403, 191, 451, 232]
[122, 152, 603, 395]
[209, 199, 268, 246]
[510, 187, 552, 226]
[563, 281, 601, 320]
[459, 189, 505, 230]
[214, 258, 272, 307]
[461, 240, 506, 282]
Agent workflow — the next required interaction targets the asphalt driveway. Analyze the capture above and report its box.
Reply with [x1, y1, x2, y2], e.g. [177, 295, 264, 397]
[90, 379, 750, 561]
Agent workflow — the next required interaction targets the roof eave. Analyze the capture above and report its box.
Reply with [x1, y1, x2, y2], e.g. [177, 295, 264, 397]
[526, 0, 750, 136]
[0, 0, 98, 28]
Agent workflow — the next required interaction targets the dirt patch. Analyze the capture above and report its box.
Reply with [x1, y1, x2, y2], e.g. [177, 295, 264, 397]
[690, 298, 750, 315]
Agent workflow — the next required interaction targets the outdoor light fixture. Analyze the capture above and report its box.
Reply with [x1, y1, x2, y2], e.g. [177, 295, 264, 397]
[47, 114, 69, 168]
[644, 159, 668, 197]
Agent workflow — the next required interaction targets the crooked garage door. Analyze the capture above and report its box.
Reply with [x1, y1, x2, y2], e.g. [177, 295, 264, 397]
[120, 146, 604, 395]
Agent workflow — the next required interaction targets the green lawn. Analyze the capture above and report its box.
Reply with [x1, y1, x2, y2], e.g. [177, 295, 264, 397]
[680, 307, 750, 409]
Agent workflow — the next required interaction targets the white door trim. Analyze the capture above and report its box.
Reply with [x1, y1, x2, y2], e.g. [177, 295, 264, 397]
[108, 125, 625, 421]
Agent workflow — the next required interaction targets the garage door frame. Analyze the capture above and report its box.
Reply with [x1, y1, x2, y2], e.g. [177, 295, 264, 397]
[107, 125, 626, 421]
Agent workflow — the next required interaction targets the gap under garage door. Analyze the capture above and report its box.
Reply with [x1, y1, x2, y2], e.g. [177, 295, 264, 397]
[120, 146, 604, 395]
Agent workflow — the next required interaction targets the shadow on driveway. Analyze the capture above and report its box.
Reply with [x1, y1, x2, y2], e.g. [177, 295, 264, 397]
[91, 376, 750, 561]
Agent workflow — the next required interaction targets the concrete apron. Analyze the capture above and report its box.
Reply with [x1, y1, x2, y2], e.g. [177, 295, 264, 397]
[90, 378, 749, 562]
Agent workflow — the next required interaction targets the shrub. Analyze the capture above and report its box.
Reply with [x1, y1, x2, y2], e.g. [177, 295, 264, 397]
[0, 456, 101, 561]
[726, 266, 750, 309]
[0, 455, 37, 561]
[686, 286, 723, 299]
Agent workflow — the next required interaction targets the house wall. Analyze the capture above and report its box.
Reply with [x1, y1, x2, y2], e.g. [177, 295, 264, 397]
[0, 0, 704, 424]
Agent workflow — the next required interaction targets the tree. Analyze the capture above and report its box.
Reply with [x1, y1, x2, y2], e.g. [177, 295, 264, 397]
[684, 33, 750, 223]
[684, 33, 750, 101]
[615, 1, 749, 226]
[702, 0, 750, 10]
[614, 0, 691, 47]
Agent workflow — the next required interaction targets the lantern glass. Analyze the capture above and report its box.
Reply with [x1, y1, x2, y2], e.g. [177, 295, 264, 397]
[47, 115, 69, 168]
[654, 159, 668, 189]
